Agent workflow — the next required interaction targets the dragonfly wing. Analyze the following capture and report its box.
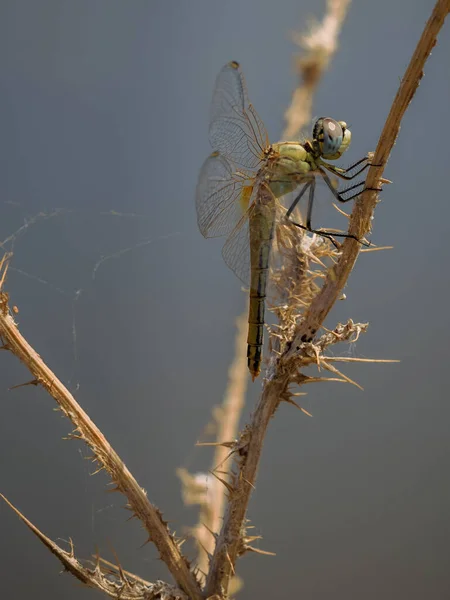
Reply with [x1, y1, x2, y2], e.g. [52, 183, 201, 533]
[222, 189, 276, 286]
[208, 61, 269, 171]
[222, 209, 252, 286]
[196, 151, 253, 239]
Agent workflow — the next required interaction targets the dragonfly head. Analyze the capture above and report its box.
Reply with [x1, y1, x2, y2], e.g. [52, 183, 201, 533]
[313, 117, 351, 160]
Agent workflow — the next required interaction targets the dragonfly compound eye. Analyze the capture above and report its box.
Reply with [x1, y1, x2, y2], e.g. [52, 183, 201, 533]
[320, 118, 344, 158]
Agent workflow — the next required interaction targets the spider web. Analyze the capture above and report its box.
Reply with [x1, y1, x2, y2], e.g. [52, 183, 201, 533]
[0, 199, 179, 391]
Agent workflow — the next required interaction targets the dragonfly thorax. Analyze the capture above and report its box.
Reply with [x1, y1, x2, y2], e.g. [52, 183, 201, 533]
[266, 142, 314, 199]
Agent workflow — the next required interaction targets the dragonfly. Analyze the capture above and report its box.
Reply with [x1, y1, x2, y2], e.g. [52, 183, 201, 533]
[196, 61, 372, 380]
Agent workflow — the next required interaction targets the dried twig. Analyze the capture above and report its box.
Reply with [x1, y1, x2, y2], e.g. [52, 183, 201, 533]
[205, 2, 450, 596]
[0, 271, 202, 600]
[286, 0, 450, 356]
[196, 313, 248, 579]
[0, 494, 187, 600]
[283, 0, 351, 139]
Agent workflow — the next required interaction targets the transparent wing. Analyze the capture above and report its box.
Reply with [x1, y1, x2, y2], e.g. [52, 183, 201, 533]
[196, 151, 254, 239]
[222, 188, 278, 286]
[221, 206, 253, 286]
[209, 61, 269, 171]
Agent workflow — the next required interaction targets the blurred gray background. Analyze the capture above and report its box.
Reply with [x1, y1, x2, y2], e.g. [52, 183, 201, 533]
[1, 1, 450, 598]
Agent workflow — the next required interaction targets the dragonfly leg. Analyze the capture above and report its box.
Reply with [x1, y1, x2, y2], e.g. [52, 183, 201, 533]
[288, 219, 370, 247]
[323, 156, 370, 181]
[305, 177, 316, 230]
[286, 178, 370, 247]
[286, 181, 312, 219]
[323, 155, 384, 182]
[320, 168, 382, 203]
[338, 182, 384, 203]
[288, 220, 338, 247]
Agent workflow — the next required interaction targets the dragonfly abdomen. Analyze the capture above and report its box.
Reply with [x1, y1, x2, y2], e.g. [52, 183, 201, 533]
[247, 201, 275, 380]
[247, 280, 266, 381]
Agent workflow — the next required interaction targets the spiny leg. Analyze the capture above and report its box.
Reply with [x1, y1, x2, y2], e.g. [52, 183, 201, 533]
[323, 156, 370, 181]
[323, 154, 383, 182]
[286, 173, 370, 246]
[305, 176, 316, 230]
[320, 168, 381, 204]
[288, 219, 370, 247]
[285, 180, 312, 219]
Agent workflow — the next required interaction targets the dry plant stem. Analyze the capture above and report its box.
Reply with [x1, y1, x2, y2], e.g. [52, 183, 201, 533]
[286, 0, 450, 355]
[283, 0, 351, 139]
[206, 2, 450, 596]
[197, 313, 248, 578]
[1, 494, 187, 600]
[205, 357, 289, 597]
[0, 302, 202, 600]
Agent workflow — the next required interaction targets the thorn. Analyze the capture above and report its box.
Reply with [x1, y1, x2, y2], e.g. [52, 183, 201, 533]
[202, 522, 218, 540]
[196, 440, 235, 448]
[214, 468, 230, 476]
[209, 470, 234, 494]
[106, 543, 129, 587]
[245, 545, 276, 556]
[323, 356, 400, 363]
[140, 536, 153, 548]
[226, 549, 235, 575]
[360, 245, 393, 253]
[283, 396, 313, 416]
[196, 539, 213, 563]
[92, 546, 102, 574]
[240, 475, 255, 490]
[245, 535, 262, 543]
[90, 466, 105, 476]
[9, 379, 39, 390]
[64, 433, 82, 441]
[303, 376, 348, 384]
[332, 202, 350, 218]
[321, 360, 364, 391]
[212, 449, 237, 473]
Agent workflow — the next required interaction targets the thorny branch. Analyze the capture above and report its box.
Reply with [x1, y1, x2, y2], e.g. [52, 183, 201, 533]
[177, 312, 248, 594]
[205, 1, 450, 597]
[180, 312, 248, 585]
[0, 269, 202, 600]
[1, 494, 187, 600]
[202, 314, 248, 562]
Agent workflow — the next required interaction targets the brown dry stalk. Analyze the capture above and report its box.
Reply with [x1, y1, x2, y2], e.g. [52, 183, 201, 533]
[196, 312, 248, 579]
[283, 0, 352, 139]
[286, 0, 450, 355]
[0, 290, 202, 600]
[205, 1, 450, 597]
[1, 494, 187, 600]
